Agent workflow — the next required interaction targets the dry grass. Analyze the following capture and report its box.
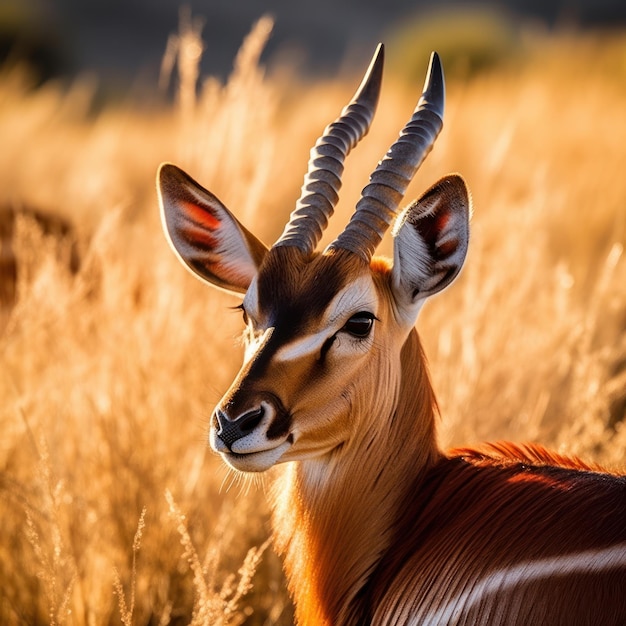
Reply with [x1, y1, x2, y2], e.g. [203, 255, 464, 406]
[1, 14, 625, 625]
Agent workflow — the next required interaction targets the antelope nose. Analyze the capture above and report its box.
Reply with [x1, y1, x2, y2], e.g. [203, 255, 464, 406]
[215, 406, 265, 449]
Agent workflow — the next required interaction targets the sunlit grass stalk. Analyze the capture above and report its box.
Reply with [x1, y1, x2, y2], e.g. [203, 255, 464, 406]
[22, 435, 78, 626]
[113, 507, 147, 626]
[166, 489, 270, 625]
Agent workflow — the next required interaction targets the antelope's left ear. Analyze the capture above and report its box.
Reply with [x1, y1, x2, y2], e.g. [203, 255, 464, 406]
[391, 174, 470, 321]
[158, 163, 268, 294]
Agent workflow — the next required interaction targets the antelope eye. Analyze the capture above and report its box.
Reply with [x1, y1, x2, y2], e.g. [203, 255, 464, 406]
[342, 312, 375, 338]
[235, 304, 249, 325]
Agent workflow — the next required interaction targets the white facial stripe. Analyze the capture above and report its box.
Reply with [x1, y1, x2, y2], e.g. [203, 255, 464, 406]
[275, 276, 378, 363]
[275, 329, 330, 362]
[419, 543, 626, 625]
[244, 326, 273, 363]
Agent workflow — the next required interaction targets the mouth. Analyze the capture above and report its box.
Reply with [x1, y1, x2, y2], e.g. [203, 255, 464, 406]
[210, 422, 294, 472]
[220, 438, 293, 472]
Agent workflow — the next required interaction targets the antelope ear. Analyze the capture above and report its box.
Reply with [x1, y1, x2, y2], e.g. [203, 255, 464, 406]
[391, 174, 470, 320]
[158, 163, 268, 294]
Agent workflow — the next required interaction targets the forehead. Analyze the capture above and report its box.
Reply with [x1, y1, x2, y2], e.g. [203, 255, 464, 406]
[244, 247, 380, 329]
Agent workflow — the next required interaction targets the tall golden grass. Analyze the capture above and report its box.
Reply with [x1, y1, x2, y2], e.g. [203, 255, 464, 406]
[1, 14, 625, 625]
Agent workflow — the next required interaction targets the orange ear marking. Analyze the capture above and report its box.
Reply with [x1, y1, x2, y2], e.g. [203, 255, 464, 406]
[158, 162, 268, 293]
[434, 211, 450, 232]
[181, 199, 221, 231]
[180, 222, 217, 249]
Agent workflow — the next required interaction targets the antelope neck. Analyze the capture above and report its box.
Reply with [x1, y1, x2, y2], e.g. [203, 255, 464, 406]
[271, 329, 441, 626]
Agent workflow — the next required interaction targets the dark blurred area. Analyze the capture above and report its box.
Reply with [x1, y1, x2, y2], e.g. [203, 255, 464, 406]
[1, 0, 626, 93]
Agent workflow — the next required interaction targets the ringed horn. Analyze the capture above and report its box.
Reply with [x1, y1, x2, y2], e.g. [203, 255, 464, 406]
[274, 44, 444, 260]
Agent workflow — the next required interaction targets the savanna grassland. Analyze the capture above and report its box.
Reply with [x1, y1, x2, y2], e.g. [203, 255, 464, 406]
[1, 13, 626, 626]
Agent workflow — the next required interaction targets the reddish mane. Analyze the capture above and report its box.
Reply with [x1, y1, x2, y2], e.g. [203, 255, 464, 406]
[450, 440, 611, 472]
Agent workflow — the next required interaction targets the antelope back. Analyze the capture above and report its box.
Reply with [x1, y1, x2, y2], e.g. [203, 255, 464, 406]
[158, 46, 471, 472]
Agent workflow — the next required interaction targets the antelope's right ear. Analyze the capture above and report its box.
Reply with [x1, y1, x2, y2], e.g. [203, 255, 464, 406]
[391, 174, 470, 322]
[158, 163, 268, 294]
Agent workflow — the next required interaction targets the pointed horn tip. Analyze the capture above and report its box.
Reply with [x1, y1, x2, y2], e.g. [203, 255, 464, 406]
[352, 42, 385, 109]
[373, 42, 385, 63]
[419, 51, 445, 118]
[365, 42, 385, 78]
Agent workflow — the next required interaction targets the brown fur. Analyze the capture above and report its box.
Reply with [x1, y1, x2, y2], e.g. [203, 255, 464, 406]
[367, 447, 625, 625]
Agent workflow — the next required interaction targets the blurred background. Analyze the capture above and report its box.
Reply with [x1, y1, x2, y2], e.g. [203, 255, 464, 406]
[3, 0, 626, 93]
[1, 1, 626, 625]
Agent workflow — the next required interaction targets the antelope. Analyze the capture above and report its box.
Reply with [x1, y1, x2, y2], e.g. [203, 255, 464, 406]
[158, 45, 626, 625]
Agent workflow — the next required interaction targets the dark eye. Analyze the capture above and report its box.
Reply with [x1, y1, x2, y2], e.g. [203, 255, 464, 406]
[234, 303, 249, 325]
[342, 312, 375, 338]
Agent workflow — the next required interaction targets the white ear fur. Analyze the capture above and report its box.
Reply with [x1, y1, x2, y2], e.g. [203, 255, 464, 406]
[158, 163, 268, 294]
[391, 174, 470, 322]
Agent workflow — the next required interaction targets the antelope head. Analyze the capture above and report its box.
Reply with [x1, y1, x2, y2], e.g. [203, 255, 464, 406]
[158, 45, 470, 473]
